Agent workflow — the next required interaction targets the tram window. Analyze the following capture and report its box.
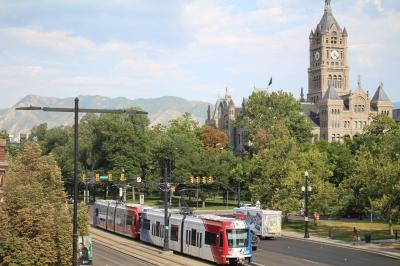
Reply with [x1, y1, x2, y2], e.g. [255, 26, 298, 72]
[186, 230, 189, 245]
[126, 215, 132, 226]
[205, 231, 217, 246]
[219, 232, 224, 247]
[156, 222, 161, 237]
[143, 219, 150, 230]
[170, 225, 179, 242]
[199, 233, 202, 248]
[227, 229, 248, 248]
[95, 209, 99, 217]
[191, 229, 197, 246]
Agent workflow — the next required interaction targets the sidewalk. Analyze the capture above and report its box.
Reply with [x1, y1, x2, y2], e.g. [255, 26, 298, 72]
[282, 230, 400, 260]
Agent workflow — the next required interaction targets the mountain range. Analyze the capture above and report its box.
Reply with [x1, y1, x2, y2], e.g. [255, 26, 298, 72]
[0, 95, 210, 136]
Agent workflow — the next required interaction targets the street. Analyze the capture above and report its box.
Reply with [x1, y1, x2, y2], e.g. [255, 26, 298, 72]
[253, 237, 400, 266]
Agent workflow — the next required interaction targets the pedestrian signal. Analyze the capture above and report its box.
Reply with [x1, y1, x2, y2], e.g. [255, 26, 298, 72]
[108, 173, 113, 182]
[189, 176, 194, 184]
[195, 176, 200, 184]
[208, 176, 213, 183]
[202, 176, 207, 184]
[95, 173, 100, 182]
[81, 173, 87, 182]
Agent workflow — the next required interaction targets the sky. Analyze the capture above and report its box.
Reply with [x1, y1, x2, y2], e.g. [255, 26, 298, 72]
[0, 0, 399, 108]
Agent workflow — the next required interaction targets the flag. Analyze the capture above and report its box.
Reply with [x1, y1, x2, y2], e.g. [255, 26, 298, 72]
[268, 77, 272, 86]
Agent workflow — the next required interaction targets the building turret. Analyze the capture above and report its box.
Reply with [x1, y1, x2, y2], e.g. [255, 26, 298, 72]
[371, 82, 392, 116]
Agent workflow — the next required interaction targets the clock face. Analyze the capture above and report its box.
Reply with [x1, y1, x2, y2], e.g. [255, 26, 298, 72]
[314, 51, 320, 61]
[331, 50, 340, 60]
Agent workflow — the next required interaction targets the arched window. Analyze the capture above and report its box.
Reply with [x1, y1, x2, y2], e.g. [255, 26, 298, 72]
[333, 75, 337, 88]
[338, 76, 342, 88]
[328, 75, 333, 87]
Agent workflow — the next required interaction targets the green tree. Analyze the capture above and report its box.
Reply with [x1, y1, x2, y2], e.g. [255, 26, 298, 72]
[236, 91, 312, 144]
[346, 116, 400, 234]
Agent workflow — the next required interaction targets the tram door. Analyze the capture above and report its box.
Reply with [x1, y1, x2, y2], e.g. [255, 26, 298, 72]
[188, 228, 202, 257]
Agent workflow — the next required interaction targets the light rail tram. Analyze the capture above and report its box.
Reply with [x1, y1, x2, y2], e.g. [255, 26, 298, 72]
[93, 200, 252, 265]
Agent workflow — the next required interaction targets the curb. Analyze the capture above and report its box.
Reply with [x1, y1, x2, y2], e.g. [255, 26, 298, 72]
[281, 233, 400, 260]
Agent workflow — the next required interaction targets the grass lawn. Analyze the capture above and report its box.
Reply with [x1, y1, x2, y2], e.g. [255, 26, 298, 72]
[283, 220, 400, 242]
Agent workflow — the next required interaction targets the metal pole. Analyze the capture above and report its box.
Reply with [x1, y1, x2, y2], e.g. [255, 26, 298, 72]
[73, 97, 79, 266]
[163, 161, 169, 251]
[304, 172, 310, 239]
[238, 182, 241, 207]
[196, 183, 199, 208]
[93, 183, 96, 203]
[226, 190, 228, 209]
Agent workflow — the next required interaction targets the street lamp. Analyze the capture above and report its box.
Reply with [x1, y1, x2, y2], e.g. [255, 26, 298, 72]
[301, 171, 312, 239]
[16, 99, 147, 266]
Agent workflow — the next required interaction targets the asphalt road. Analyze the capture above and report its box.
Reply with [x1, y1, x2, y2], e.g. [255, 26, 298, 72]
[253, 236, 400, 266]
[93, 241, 155, 266]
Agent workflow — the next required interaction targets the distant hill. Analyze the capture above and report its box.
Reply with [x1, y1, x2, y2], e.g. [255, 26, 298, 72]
[0, 95, 209, 136]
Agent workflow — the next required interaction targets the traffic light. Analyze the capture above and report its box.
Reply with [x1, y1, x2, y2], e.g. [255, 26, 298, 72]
[120, 172, 125, 182]
[208, 176, 213, 184]
[95, 173, 100, 182]
[195, 176, 200, 184]
[81, 173, 87, 182]
[171, 186, 176, 193]
[189, 176, 194, 184]
[108, 173, 113, 182]
[202, 176, 207, 184]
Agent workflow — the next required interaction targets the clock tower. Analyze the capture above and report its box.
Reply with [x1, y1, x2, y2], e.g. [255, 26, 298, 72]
[308, 0, 349, 103]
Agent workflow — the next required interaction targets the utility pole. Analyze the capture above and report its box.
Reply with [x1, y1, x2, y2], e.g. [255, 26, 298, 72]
[16, 100, 147, 266]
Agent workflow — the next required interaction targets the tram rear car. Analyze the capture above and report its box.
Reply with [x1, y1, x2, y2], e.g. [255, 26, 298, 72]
[93, 200, 144, 239]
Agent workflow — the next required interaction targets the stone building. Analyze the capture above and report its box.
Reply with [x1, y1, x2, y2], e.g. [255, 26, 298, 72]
[206, 0, 394, 147]
[0, 139, 7, 202]
[305, 0, 393, 141]
[205, 89, 245, 153]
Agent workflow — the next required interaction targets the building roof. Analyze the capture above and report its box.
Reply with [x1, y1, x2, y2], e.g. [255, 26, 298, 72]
[322, 85, 341, 102]
[371, 83, 391, 102]
[301, 103, 320, 127]
[317, 0, 341, 33]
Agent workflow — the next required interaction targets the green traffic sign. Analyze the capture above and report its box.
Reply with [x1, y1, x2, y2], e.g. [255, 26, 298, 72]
[100, 175, 108, 181]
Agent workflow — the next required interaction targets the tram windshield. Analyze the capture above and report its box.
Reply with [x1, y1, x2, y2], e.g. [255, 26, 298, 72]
[226, 229, 248, 248]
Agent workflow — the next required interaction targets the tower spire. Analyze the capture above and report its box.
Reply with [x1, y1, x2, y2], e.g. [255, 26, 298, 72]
[325, 0, 331, 8]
